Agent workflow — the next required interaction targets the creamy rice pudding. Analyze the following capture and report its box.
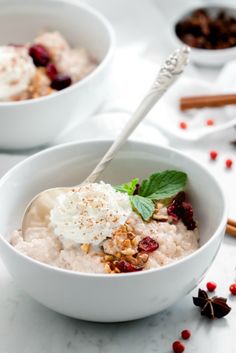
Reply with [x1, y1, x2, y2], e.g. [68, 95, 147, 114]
[0, 31, 97, 102]
[11, 171, 199, 274]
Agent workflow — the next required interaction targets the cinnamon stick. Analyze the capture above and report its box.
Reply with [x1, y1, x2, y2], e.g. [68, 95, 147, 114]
[226, 218, 236, 238]
[180, 94, 236, 111]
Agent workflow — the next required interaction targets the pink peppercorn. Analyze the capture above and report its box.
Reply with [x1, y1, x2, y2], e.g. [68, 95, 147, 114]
[210, 151, 218, 160]
[172, 341, 185, 353]
[229, 283, 236, 295]
[179, 121, 187, 130]
[206, 119, 214, 126]
[225, 159, 233, 169]
[206, 281, 217, 292]
[181, 330, 191, 340]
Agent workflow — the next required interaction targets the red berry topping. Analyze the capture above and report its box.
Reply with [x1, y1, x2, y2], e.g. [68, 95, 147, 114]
[167, 192, 196, 230]
[206, 119, 214, 126]
[206, 281, 217, 292]
[46, 63, 58, 80]
[210, 151, 218, 160]
[138, 236, 159, 253]
[133, 183, 140, 195]
[51, 73, 72, 90]
[29, 44, 50, 66]
[172, 341, 185, 353]
[181, 329, 191, 340]
[225, 159, 233, 169]
[179, 121, 187, 129]
[115, 260, 142, 273]
[229, 283, 236, 295]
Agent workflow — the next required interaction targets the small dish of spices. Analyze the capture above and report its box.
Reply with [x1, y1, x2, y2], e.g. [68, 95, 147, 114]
[172, 6, 236, 66]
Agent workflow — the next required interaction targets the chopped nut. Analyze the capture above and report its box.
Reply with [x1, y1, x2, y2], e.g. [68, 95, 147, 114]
[126, 224, 134, 232]
[80, 243, 90, 254]
[131, 236, 140, 247]
[127, 231, 135, 239]
[113, 252, 121, 259]
[122, 239, 131, 249]
[152, 214, 168, 222]
[121, 248, 136, 256]
[104, 263, 112, 273]
[104, 255, 114, 262]
[114, 267, 121, 273]
[137, 252, 149, 263]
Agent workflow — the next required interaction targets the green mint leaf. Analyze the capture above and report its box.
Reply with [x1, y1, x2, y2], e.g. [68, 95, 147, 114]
[138, 170, 187, 200]
[130, 195, 155, 221]
[114, 178, 139, 195]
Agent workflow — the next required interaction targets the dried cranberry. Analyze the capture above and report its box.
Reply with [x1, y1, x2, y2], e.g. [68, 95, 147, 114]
[46, 63, 58, 80]
[133, 183, 140, 195]
[29, 44, 50, 66]
[138, 236, 159, 253]
[167, 192, 196, 230]
[115, 260, 142, 273]
[51, 73, 72, 90]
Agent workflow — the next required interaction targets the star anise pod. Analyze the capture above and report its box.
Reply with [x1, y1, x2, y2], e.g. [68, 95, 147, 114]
[193, 289, 231, 319]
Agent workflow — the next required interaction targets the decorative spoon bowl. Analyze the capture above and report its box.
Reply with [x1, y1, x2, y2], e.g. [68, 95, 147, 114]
[0, 140, 227, 321]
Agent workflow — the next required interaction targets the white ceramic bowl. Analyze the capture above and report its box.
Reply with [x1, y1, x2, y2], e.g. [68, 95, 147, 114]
[0, 140, 227, 322]
[172, 5, 236, 67]
[0, 0, 115, 150]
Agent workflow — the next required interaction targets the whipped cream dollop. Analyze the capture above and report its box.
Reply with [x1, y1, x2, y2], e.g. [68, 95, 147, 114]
[0, 46, 36, 101]
[50, 182, 132, 245]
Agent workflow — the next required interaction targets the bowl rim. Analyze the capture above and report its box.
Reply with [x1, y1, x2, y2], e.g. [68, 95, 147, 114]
[172, 4, 236, 54]
[0, 139, 228, 278]
[0, 0, 115, 107]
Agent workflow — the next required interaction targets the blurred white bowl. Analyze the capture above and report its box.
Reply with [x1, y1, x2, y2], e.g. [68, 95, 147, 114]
[172, 5, 236, 67]
[0, 0, 115, 150]
[0, 140, 227, 322]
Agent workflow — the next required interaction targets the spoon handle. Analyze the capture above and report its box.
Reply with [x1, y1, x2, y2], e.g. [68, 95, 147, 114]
[85, 46, 190, 184]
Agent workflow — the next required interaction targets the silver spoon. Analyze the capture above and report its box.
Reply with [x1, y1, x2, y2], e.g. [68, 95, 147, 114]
[22, 47, 190, 233]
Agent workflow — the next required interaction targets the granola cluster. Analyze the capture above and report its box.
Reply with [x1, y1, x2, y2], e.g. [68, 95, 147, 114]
[101, 203, 167, 274]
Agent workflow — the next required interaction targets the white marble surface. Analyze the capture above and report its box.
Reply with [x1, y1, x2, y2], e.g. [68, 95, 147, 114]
[0, 0, 236, 352]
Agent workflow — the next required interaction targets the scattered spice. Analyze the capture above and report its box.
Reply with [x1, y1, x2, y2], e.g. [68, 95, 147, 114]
[229, 283, 236, 295]
[210, 150, 218, 160]
[193, 288, 231, 319]
[225, 159, 233, 169]
[172, 341, 185, 353]
[206, 281, 217, 292]
[179, 121, 188, 130]
[206, 119, 214, 126]
[181, 329, 191, 340]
